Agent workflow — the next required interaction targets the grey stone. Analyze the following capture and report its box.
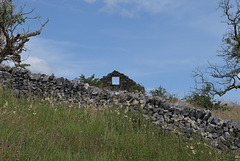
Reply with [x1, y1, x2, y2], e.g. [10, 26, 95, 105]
[42, 75, 50, 82]
[206, 124, 217, 133]
[212, 133, 218, 139]
[203, 110, 211, 121]
[3, 71, 11, 79]
[235, 140, 240, 148]
[231, 146, 238, 150]
[189, 108, 197, 118]
[56, 77, 65, 86]
[208, 115, 223, 125]
[196, 109, 205, 119]
[181, 107, 190, 116]
[223, 127, 228, 132]
[216, 128, 223, 136]
[223, 132, 231, 139]
[84, 83, 89, 90]
[153, 113, 159, 119]
[30, 73, 41, 81]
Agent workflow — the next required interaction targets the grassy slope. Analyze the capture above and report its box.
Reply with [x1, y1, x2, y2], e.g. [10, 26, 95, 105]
[0, 88, 238, 161]
[211, 104, 240, 122]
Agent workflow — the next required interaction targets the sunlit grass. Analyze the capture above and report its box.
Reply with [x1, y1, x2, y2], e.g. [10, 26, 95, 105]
[211, 103, 240, 122]
[0, 87, 237, 160]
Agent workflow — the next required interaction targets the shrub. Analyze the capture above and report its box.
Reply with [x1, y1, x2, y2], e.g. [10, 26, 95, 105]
[75, 74, 103, 88]
[149, 86, 179, 103]
[184, 84, 227, 110]
[149, 86, 167, 97]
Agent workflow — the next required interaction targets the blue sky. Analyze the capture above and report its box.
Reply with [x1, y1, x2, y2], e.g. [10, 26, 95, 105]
[12, 0, 239, 103]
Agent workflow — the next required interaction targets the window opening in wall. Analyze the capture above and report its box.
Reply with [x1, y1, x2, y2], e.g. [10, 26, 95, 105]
[112, 77, 120, 85]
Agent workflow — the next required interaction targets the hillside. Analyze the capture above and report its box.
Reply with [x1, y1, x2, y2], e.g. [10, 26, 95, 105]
[0, 87, 238, 160]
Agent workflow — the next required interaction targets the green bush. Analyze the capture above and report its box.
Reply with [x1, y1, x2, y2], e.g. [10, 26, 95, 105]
[149, 86, 167, 97]
[184, 84, 227, 110]
[149, 86, 179, 103]
[75, 74, 103, 88]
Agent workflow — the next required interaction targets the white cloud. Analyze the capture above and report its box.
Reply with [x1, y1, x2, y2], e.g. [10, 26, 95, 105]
[24, 57, 52, 74]
[21, 37, 110, 79]
[85, 0, 186, 17]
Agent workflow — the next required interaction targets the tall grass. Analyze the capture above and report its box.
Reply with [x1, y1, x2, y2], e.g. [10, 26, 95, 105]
[0, 87, 238, 161]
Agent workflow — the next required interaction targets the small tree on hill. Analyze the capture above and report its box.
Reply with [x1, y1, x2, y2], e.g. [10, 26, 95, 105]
[0, 0, 49, 65]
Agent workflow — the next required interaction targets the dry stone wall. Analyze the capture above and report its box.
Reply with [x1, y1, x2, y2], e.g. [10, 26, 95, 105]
[0, 64, 239, 154]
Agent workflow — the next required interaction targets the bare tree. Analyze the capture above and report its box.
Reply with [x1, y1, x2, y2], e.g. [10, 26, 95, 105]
[193, 0, 240, 97]
[0, 0, 49, 64]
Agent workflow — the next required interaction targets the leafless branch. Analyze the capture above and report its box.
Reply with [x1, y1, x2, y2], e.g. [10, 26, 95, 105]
[0, 0, 49, 64]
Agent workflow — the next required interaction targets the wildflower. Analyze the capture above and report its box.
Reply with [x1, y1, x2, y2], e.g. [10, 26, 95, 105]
[28, 104, 33, 110]
[33, 112, 37, 115]
[192, 150, 196, 155]
[234, 153, 240, 158]
[3, 101, 8, 108]
[190, 146, 194, 150]
[13, 111, 16, 114]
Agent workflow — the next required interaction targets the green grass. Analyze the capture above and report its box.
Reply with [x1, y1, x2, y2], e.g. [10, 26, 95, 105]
[0, 87, 238, 161]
